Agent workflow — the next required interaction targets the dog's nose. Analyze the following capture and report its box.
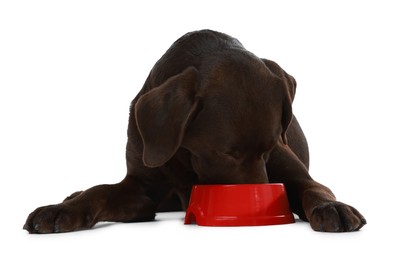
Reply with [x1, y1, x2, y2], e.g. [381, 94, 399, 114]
[240, 159, 269, 184]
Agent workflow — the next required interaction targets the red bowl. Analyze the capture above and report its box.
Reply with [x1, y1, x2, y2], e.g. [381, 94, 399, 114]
[184, 184, 295, 226]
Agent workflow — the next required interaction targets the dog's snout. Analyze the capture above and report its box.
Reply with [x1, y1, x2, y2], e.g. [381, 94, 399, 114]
[242, 158, 269, 184]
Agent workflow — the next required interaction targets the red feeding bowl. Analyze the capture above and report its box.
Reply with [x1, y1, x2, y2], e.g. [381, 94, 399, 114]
[184, 184, 295, 226]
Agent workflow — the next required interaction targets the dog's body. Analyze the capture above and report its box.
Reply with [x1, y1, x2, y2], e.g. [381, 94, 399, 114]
[24, 30, 366, 233]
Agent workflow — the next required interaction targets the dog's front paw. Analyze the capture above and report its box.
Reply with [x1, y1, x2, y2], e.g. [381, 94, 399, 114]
[23, 203, 94, 234]
[309, 201, 366, 232]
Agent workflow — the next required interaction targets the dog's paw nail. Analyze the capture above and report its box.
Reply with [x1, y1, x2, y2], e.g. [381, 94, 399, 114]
[34, 223, 40, 231]
[54, 224, 60, 233]
[346, 224, 354, 232]
[319, 224, 324, 232]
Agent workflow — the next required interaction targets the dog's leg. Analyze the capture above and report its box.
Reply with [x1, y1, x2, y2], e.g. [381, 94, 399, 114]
[267, 143, 366, 232]
[23, 175, 156, 233]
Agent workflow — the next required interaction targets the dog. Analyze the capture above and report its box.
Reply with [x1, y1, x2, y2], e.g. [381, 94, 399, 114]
[24, 30, 366, 233]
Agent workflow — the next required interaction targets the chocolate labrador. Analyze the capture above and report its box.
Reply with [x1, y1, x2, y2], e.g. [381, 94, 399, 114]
[24, 30, 366, 233]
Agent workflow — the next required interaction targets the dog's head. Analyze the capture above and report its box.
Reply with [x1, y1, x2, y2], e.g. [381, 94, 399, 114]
[135, 56, 296, 184]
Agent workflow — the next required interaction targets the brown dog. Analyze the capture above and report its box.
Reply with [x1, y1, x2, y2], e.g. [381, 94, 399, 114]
[24, 30, 366, 233]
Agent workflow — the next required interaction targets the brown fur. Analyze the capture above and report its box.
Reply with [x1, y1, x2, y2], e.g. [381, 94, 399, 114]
[24, 30, 366, 233]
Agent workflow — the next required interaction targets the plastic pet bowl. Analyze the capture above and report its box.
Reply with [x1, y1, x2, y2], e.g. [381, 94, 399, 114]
[184, 184, 295, 226]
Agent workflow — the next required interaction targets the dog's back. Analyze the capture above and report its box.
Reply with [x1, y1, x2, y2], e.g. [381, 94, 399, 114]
[146, 30, 246, 87]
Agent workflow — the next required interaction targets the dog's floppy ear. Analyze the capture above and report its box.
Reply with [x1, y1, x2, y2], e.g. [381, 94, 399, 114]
[261, 59, 296, 144]
[135, 66, 200, 168]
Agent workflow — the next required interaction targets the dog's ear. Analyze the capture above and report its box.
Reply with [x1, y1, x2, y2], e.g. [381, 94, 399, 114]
[280, 83, 293, 145]
[261, 59, 296, 144]
[135, 67, 200, 168]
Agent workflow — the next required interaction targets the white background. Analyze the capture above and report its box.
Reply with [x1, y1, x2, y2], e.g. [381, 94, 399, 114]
[1, 0, 403, 259]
